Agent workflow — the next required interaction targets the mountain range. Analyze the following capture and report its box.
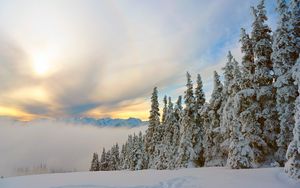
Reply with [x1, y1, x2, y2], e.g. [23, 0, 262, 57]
[59, 117, 147, 127]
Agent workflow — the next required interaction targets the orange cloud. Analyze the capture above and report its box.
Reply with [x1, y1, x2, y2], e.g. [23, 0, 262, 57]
[85, 98, 150, 121]
[0, 106, 41, 121]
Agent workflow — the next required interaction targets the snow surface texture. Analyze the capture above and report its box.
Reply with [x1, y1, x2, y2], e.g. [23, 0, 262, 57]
[1, 168, 299, 188]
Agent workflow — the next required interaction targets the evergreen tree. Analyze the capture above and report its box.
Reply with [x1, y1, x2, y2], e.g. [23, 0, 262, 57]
[162, 95, 168, 124]
[161, 97, 177, 169]
[204, 71, 224, 166]
[119, 144, 126, 170]
[176, 72, 196, 168]
[160, 97, 173, 168]
[130, 134, 139, 170]
[272, 0, 298, 165]
[135, 131, 145, 170]
[251, 0, 278, 164]
[168, 96, 182, 169]
[195, 74, 206, 109]
[152, 95, 167, 168]
[123, 141, 130, 170]
[227, 120, 253, 169]
[231, 24, 264, 168]
[90, 152, 100, 171]
[100, 148, 108, 171]
[194, 74, 206, 166]
[145, 87, 160, 168]
[128, 133, 145, 170]
[199, 102, 211, 164]
[126, 135, 134, 170]
[165, 97, 175, 145]
[251, 0, 273, 86]
[285, 57, 300, 180]
[221, 52, 242, 164]
[155, 144, 168, 170]
[290, 0, 300, 58]
[223, 51, 236, 96]
[106, 150, 112, 171]
[240, 28, 255, 89]
[222, 53, 253, 169]
[110, 144, 120, 170]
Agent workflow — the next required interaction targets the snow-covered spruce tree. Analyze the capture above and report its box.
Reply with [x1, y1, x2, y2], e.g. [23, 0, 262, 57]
[130, 134, 139, 170]
[142, 134, 148, 169]
[106, 150, 112, 171]
[168, 96, 183, 169]
[120, 137, 130, 170]
[221, 52, 242, 163]
[153, 95, 169, 169]
[144, 87, 160, 168]
[222, 51, 236, 96]
[162, 95, 168, 125]
[159, 97, 175, 169]
[227, 119, 253, 169]
[251, 0, 273, 86]
[227, 27, 258, 168]
[176, 72, 196, 168]
[122, 141, 130, 170]
[290, 0, 300, 56]
[90, 152, 100, 171]
[222, 52, 254, 169]
[285, 56, 300, 180]
[100, 148, 108, 171]
[199, 102, 211, 165]
[251, 0, 279, 164]
[126, 135, 134, 170]
[272, 0, 299, 165]
[166, 97, 182, 169]
[119, 144, 126, 170]
[109, 144, 120, 171]
[130, 132, 145, 170]
[240, 28, 255, 89]
[194, 74, 206, 166]
[204, 71, 225, 167]
[135, 131, 145, 170]
[155, 144, 168, 170]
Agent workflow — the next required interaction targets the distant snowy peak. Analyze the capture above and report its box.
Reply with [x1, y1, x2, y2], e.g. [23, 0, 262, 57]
[60, 117, 147, 127]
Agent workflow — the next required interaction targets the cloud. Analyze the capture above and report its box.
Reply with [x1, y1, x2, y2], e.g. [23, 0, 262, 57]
[0, 0, 277, 120]
[0, 118, 146, 177]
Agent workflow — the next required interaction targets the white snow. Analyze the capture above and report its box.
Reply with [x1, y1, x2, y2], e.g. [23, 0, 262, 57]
[1, 167, 299, 188]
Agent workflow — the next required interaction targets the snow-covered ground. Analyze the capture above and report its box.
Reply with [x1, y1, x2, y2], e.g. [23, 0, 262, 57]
[0, 167, 299, 188]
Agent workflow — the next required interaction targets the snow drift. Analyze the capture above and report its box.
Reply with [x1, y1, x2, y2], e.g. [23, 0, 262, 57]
[1, 167, 299, 188]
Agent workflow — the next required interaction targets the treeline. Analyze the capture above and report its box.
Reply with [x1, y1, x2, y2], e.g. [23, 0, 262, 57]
[90, 0, 300, 180]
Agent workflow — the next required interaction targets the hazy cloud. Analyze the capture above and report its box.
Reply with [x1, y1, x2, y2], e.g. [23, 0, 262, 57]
[0, 118, 146, 177]
[0, 0, 276, 119]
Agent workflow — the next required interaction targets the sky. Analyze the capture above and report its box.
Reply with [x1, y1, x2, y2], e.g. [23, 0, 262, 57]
[0, 0, 277, 121]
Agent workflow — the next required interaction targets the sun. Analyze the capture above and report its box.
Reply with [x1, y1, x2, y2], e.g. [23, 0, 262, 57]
[32, 54, 51, 76]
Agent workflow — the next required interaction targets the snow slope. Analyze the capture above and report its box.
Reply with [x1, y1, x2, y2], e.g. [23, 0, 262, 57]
[1, 167, 299, 188]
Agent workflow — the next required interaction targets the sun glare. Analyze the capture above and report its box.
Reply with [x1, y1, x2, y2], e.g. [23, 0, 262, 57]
[32, 54, 51, 76]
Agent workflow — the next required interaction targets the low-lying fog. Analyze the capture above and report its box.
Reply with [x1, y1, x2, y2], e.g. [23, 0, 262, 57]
[0, 118, 146, 177]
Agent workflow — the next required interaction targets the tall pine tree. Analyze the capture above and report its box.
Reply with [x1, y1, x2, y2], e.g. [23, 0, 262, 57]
[204, 71, 224, 166]
[176, 72, 196, 168]
[240, 28, 255, 89]
[251, 0, 278, 164]
[90, 153, 100, 171]
[272, 0, 298, 165]
[145, 87, 160, 168]
[285, 57, 300, 180]
[194, 74, 206, 166]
